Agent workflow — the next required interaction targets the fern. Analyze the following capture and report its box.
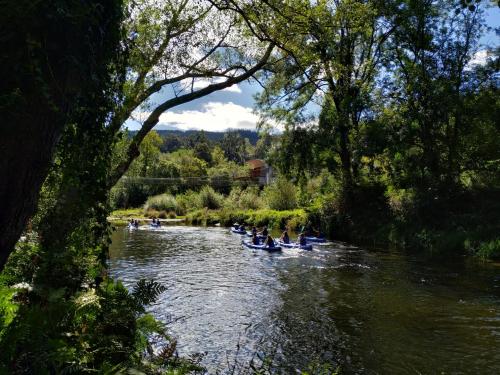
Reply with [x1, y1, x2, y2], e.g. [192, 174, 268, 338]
[132, 279, 166, 307]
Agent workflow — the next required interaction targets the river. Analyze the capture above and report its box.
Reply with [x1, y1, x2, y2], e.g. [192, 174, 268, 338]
[109, 225, 500, 374]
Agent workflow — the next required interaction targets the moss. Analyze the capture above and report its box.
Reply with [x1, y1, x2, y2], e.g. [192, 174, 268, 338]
[0, 287, 19, 337]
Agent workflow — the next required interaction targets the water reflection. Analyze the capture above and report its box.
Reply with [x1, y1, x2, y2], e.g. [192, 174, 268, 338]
[109, 226, 500, 374]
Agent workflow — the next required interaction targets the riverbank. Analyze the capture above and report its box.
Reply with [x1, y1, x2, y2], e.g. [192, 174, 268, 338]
[110, 187, 500, 260]
[108, 208, 186, 225]
[306, 185, 500, 261]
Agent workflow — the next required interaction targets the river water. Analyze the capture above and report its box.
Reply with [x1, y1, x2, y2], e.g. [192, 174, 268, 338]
[109, 226, 500, 374]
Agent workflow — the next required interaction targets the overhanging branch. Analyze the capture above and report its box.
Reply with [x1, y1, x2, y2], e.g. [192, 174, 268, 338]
[108, 42, 275, 187]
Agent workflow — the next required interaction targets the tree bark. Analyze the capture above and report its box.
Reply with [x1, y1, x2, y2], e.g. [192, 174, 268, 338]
[0, 0, 124, 271]
[0, 120, 63, 270]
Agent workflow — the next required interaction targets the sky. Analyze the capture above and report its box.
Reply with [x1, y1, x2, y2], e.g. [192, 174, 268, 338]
[126, 5, 500, 134]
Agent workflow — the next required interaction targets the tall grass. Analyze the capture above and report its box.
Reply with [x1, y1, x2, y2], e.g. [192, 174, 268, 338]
[263, 177, 297, 211]
[198, 186, 224, 209]
[144, 193, 177, 214]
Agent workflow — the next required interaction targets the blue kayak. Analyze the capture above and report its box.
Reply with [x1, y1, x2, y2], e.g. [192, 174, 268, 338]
[246, 231, 266, 239]
[277, 240, 313, 251]
[305, 236, 326, 243]
[231, 228, 247, 234]
[241, 240, 281, 252]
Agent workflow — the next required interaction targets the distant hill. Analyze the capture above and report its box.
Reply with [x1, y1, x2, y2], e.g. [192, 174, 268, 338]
[129, 129, 260, 145]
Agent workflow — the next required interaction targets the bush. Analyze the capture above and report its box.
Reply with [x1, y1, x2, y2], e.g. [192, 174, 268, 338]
[176, 191, 201, 215]
[298, 169, 337, 206]
[385, 186, 416, 219]
[225, 186, 264, 210]
[144, 208, 160, 218]
[263, 177, 297, 211]
[198, 186, 223, 210]
[185, 208, 308, 231]
[475, 238, 500, 260]
[144, 193, 177, 213]
[239, 186, 264, 210]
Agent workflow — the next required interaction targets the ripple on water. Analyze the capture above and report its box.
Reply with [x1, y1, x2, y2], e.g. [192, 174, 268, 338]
[109, 226, 500, 374]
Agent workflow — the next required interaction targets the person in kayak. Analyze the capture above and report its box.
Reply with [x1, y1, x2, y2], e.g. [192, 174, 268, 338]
[298, 232, 307, 246]
[252, 232, 260, 245]
[134, 219, 139, 228]
[251, 226, 257, 235]
[280, 230, 290, 244]
[264, 234, 275, 248]
[156, 218, 161, 227]
[260, 226, 269, 237]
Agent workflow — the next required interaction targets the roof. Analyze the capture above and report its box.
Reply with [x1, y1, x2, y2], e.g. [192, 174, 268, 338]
[247, 159, 266, 169]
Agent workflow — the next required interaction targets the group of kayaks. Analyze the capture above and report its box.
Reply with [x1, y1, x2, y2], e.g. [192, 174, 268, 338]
[128, 219, 162, 230]
[127, 221, 324, 252]
[232, 225, 325, 252]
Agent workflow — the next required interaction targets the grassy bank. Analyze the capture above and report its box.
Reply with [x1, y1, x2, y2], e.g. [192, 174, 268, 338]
[185, 208, 308, 231]
[306, 185, 500, 260]
[108, 208, 186, 226]
[111, 182, 500, 260]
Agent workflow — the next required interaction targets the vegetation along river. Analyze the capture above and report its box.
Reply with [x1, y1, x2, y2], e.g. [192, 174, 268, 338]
[109, 226, 500, 374]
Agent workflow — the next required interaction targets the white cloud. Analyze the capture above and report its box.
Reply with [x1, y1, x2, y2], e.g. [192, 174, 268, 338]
[186, 78, 242, 94]
[154, 102, 258, 131]
[467, 50, 491, 68]
[221, 84, 242, 93]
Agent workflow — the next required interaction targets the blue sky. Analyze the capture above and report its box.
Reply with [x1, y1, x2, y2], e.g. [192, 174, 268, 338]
[127, 5, 499, 133]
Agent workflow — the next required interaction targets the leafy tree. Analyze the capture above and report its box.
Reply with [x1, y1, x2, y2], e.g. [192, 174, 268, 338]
[107, 0, 275, 186]
[0, 0, 124, 270]
[220, 131, 249, 164]
[161, 134, 185, 153]
[1, 0, 274, 269]
[381, 0, 487, 192]
[195, 142, 213, 164]
[223, 0, 400, 209]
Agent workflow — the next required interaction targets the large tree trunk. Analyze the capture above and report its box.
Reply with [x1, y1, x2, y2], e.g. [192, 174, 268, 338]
[0, 121, 63, 270]
[338, 124, 353, 189]
[0, 0, 124, 271]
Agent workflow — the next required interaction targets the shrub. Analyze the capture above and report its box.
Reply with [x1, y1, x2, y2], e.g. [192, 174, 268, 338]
[176, 191, 200, 215]
[144, 208, 160, 218]
[225, 186, 242, 209]
[386, 186, 416, 219]
[225, 186, 264, 210]
[263, 177, 297, 211]
[475, 238, 500, 260]
[298, 169, 337, 206]
[239, 186, 264, 210]
[198, 186, 223, 210]
[144, 193, 177, 213]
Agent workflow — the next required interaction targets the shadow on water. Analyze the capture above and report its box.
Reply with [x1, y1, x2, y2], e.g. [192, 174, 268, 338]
[109, 226, 500, 374]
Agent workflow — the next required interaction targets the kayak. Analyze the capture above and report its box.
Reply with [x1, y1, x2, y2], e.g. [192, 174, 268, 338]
[128, 224, 138, 230]
[241, 240, 281, 252]
[277, 240, 313, 251]
[305, 236, 326, 243]
[231, 228, 247, 234]
[150, 224, 161, 229]
[246, 231, 266, 239]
